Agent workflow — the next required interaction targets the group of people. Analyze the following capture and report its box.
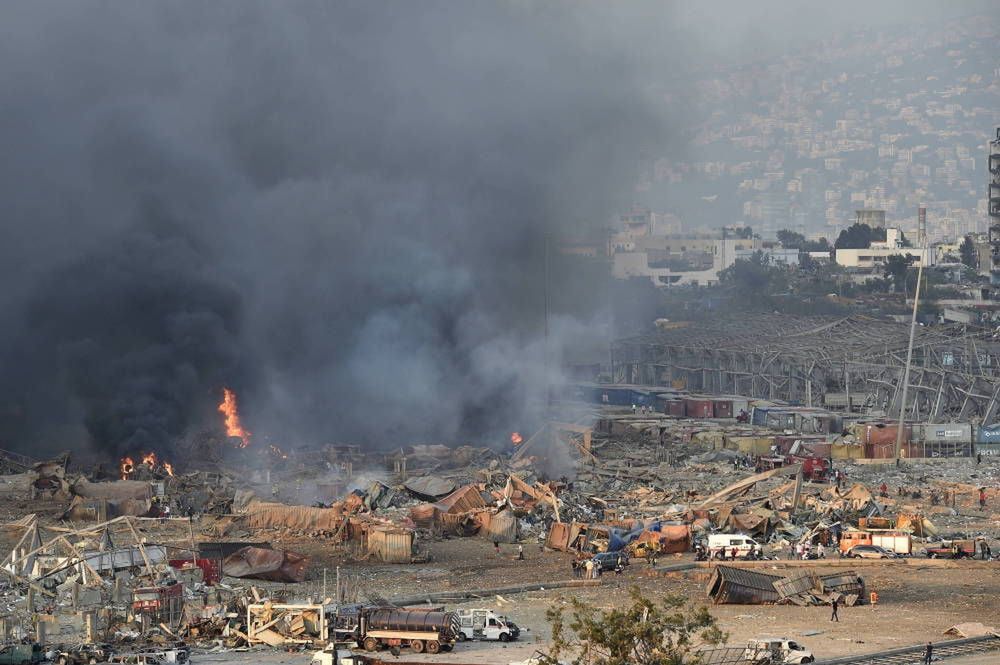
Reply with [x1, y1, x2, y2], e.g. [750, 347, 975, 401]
[790, 541, 826, 560]
[631, 403, 654, 415]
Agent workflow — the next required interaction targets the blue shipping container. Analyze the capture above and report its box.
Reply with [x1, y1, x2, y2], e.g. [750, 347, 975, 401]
[977, 425, 1000, 444]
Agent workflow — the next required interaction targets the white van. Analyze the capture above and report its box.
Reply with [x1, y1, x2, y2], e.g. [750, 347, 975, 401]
[707, 533, 759, 559]
[743, 637, 814, 664]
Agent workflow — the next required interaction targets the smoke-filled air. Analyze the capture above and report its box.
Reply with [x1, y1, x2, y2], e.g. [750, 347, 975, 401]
[0, 2, 682, 458]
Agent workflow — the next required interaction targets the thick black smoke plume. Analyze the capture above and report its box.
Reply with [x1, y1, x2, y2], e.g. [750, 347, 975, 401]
[0, 2, 689, 458]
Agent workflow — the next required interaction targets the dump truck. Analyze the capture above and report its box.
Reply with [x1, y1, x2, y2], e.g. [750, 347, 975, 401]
[357, 607, 460, 654]
[455, 608, 520, 642]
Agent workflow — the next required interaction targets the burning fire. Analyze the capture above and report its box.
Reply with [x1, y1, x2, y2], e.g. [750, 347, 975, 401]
[218, 387, 251, 448]
[119, 452, 175, 479]
[120, 456, 135, 480]
[510, 432, 523, 445]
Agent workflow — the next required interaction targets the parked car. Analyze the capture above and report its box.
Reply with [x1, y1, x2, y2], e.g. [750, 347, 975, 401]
[847, 545, 896, 559]
[591, 551, 629, 571]
[53, 643, 115, 665]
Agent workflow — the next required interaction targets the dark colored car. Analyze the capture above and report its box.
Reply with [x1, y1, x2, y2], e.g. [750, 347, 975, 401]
[591, 551, 630, 571]
[847, 545, 896, 559]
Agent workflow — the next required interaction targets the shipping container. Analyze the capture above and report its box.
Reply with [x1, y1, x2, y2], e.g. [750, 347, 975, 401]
[765, 410, 797, 430]
[974, 442, 1000, 457]
[367, 526, 414, 563]
[665, 400, 686, 418]
[860, 423, 911, 446]
[977, 425, 1000, 444]
[711, 399, 734, 419]
[831, 443, 864, 459]
[684, 397, 714, 419]
[918, 423, 972, 444]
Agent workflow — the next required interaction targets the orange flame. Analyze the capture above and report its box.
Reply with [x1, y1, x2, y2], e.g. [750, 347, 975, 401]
[142, 452, 157, 467]
[120, 456, 135, 480]
[511, 432, 523, 445]
[163, 461, 175, 477]
[218, 387, 251, 448]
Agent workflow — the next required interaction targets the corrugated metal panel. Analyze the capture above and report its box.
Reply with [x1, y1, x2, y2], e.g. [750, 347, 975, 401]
[482, 511, 519, 543]
[706, 565, 782, 604]
[368, 528, 413, 563]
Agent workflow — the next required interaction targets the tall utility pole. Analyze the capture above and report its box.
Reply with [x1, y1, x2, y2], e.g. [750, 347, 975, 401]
[544, 232, 551, 407]
[895, 261, 924, 461]
[990, 128, 1000, 296]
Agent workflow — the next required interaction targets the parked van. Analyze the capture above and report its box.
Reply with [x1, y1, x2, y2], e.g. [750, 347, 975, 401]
[456, 609, 520, 642]
[707, 534, 759, 559]
[743, 637, 814, 664]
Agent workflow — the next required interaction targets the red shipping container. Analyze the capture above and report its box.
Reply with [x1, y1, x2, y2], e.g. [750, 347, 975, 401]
[711, 399, 734, 419]
[666, 400, 686, 418]
[684, 398, 713, 419]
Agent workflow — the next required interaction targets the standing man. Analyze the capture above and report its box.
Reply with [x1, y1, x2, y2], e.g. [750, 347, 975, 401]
[517, 544, 524, 560]
[494, 540, 500, 556]
[924, 641, 933, 664]
[731, 546, 738, 561]
[977, 452, 983, 465]
[584, 558, 594, 579]
[980, 488, 987, 510]
[830, 596, 839, 622]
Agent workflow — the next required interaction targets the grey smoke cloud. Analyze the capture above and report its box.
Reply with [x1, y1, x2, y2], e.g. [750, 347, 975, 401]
[2, 1, 989, 458]
[0, 2, 676, 457]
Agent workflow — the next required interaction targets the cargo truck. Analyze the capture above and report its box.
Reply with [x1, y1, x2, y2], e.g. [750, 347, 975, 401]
[356, 607, 460, 654]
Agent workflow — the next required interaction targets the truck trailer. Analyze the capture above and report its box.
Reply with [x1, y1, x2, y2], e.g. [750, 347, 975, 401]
[357, 607, 460, 654]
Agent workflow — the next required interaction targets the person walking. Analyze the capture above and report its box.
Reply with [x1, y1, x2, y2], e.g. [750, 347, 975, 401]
[494, 540, 500, 556]
[731, 546, 738, 561]
[571, 559, 579, 578]
[923, 641, 933, 664]
[977, 452, 982, 465]
[830, 597, 839, 622]
[517, 544, 524, 560]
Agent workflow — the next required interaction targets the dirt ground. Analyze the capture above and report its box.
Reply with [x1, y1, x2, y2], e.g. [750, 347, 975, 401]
[237, 535, 1000, 663]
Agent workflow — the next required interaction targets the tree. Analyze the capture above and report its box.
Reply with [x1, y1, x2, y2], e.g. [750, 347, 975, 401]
[883, 253, 916, 292]
[718, 251, 787, 297]
[960, 235, 978, 269]
[776, 229, 806, 248]
[543, 587, 725, 665]
[834, 223, 885, 249]
[802, 237, 832, 253]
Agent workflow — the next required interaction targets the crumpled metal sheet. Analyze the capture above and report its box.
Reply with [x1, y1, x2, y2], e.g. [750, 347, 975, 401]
[222, 546, 309, 583]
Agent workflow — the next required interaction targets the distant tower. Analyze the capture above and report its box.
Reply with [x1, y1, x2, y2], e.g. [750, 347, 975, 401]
[917, 206, 926, 247]
[990, 128, 1000, 289]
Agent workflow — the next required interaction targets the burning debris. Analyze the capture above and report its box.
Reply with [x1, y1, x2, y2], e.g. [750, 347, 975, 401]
[119, 452, 175, 480]
[218, 387, 251, 448]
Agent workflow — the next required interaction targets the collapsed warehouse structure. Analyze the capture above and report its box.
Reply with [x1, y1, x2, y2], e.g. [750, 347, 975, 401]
[612, 314, 1000, 426]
